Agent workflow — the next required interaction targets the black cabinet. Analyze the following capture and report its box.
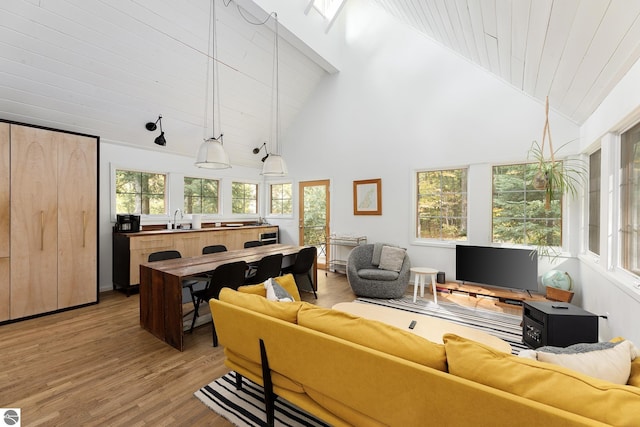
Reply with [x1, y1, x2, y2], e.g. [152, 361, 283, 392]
[523, 301, 598, 348]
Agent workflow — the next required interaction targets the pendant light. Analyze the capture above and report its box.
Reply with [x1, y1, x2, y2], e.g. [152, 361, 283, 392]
[262, 13, 288, 176]
[195, 0, 231, 169]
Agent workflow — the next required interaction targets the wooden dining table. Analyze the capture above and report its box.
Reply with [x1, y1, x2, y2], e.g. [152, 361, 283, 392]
[139, 244, 315, 351]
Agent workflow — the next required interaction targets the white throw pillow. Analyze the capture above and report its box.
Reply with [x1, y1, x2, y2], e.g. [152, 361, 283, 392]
[518, 340, 638, 385]
[378, 246, 406, 272]
[264, 278, 294, 302]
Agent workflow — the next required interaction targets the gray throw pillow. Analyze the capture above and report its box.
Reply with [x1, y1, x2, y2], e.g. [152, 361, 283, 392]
[378, 246, 406, 272]
[372, 242, 394, 266]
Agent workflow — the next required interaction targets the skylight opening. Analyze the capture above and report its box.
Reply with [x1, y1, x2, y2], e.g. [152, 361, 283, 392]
[311, 0, 346, 22]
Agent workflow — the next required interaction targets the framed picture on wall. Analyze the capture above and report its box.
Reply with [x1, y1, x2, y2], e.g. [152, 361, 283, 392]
[353, 178, 382, 215]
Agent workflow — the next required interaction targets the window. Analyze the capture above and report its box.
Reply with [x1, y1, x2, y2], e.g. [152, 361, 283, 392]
[184, 177, 219, 214]
[416, 169, 467, 240]
[492, 163, 561, 246]
[588, 150, 601, 254]
[621, 122, 640, 275]
[232, 182, 258, 214]
[115, 169, 166, 215]
[311, 0, 345, 20]
[270, 183, 292, 215]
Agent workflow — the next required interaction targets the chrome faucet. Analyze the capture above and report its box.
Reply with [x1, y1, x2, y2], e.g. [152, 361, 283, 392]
[173, 209, 183, 229]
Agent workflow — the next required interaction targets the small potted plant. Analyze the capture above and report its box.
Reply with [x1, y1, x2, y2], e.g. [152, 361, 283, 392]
[529, 97, 587, 211]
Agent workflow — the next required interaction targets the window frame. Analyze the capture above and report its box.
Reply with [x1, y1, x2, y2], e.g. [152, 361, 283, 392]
[491, 161, 563, 248]
[231, 180, 259, 216]
[267, 181, 294, 218]
[588, 149, 601, 255]
[111, 165, 169, 221]
[413, 167, 469, 243]
[183, 175, 221, 216]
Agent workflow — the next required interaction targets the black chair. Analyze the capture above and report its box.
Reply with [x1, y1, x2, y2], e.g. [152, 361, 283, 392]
[147, 250, 208, 317]
[244, 240, 263, 248]
[282, 246, 317, 298]
[190, 260, 248, 346]
[202, 244, 227, 254]
[244, 253, 284, 285]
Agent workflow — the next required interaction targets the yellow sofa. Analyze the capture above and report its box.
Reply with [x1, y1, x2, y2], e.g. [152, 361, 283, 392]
[209, 285, 640, 426]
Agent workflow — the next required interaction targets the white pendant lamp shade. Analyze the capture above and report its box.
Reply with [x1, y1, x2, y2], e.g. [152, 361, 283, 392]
[261, 154, 288, 176]
[195, 137, 231, 169]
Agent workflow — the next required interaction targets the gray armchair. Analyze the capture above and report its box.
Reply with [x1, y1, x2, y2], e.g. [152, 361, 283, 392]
[346, 243, 411, 298]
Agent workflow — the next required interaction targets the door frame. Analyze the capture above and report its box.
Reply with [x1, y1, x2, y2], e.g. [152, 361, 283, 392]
[298, 180, 330, 270]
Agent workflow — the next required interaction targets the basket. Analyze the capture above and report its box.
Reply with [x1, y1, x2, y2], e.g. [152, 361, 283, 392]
[545, 286, 574, 303]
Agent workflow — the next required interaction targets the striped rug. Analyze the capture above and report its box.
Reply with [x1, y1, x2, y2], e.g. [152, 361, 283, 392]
[356, 295, 527, 354]
[194, 372, 329, 427]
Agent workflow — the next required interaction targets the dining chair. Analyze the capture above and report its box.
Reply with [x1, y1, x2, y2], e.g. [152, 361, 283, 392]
[202, 244, 228, 254]
[281, 246, 318, 298]
[189, 260, 248, 346]
[243, 240, 263, 248]
[147, 250, 209, 316]
[243, 253, 284, 285]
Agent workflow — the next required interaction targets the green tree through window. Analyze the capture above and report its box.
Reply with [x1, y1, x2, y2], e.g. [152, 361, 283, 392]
[232, 182, 257, 214]
[115, 169, 166, 214]
[492, 163, 561, 246]
[416, 169, 468, 240]
[184, 177, 219, 214]
[270, 183, 292, 215]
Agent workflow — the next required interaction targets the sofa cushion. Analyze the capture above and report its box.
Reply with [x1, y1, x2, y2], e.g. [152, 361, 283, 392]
[237, 274, 301, 301]
[371, 242, 397, 266]
[357, 268, 400, 281]
[265, 278, 294, 302]
[630, 357, 640, 387]
[378, 246, 406, 272]
[519, 340, 637, 385]
[297, 304, 447, 372]
[444, 333, 640, 426]
[218, 288, 305, 323]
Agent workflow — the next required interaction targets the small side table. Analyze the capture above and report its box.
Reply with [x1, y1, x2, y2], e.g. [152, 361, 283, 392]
[410, 267, 439, 304]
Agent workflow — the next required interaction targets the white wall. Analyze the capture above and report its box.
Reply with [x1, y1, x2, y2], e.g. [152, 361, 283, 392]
[274, 0, 640, 343]
[99, 142, 262, 291]
[575, 39, 640, 345]
[276, 0, 580, 284]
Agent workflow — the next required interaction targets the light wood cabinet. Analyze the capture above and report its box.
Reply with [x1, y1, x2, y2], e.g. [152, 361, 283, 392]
[11, 125, 59, 318]
[112, 226, 278, 291]
[5, 123, 98, 321]
[0, 124, 9, 322]
[57, 134, 98, 308]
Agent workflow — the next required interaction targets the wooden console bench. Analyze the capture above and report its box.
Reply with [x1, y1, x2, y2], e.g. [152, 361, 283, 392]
[436, 282, 548, 305]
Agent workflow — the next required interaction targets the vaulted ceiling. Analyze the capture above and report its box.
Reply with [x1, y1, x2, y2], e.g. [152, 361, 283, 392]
[1, 0, 640, 169]
[370, 0, 640, 125]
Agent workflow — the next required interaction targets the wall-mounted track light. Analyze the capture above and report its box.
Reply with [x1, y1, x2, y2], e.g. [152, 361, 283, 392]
[253, 142, 269, 162]
[146, 115, 166, 146]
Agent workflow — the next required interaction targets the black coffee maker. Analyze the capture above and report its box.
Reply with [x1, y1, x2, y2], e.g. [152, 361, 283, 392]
[115, 214, 140, 232]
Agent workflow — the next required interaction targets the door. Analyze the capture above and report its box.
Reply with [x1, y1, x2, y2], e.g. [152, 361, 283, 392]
[11, 125, 59, 318]
[298, 180, 329, 269]
[58, 134, 98, 308]
[0, 123, 9, 321]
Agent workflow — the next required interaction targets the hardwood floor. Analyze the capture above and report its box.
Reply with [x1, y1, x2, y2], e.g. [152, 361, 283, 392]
[0, 271, 520, 426]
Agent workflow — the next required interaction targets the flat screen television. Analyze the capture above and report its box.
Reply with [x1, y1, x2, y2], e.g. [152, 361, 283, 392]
[455, 245, 538, 292]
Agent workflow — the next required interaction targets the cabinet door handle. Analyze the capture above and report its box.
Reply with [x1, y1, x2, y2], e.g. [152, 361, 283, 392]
[40, 211, 44, 251]
[82, 210, 87, 248]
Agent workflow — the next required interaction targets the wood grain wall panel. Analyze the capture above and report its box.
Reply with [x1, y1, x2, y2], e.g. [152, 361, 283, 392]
[0, 258, 9, 322]
[0, 123, 9, 258]
[57, 133, 98, 309]
[10, 125, 58, 319]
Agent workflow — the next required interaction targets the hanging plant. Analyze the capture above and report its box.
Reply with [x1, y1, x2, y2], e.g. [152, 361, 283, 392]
[528, 97, 587, 211]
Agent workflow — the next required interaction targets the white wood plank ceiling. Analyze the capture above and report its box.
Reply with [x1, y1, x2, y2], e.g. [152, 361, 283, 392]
[370, 0, 640, 125]
[0, 0, 327, 167]
[2, 0, 640, 167]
